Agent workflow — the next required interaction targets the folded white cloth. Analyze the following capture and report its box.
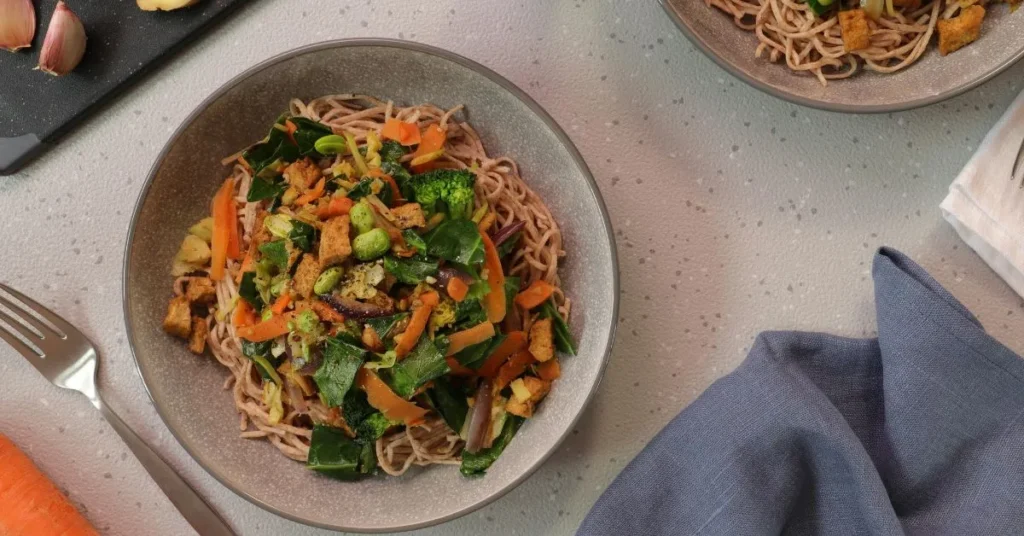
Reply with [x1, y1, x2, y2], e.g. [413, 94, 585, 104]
[941, 90, 1024, 298]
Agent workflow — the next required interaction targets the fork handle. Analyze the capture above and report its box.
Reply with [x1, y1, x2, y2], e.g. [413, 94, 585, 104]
[95, 398, 236, 536]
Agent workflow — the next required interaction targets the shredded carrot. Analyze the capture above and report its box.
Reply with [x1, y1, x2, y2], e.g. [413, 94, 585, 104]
[311, 299, 345, 323]
[382, 118, 421, 146]
[445, 357, 476, 376]
[480, 233, 506, 323]
[236, 244, 255, 284]
[236, 312, 294, 342]
[270, 293, 292, 315]
[232, 299, 259, 328]
[0, 434, 98, 536]
[317, 197, 354, 219]
[445, 322, 496, 356]
[357, 368, 428, 425]
[515, 280, 557, 310]
[411, 124, 446, 159]
[209, 179, 233, 281]
[368, 169, 403, 204]
[394, 291, 439, 358]
[284, 119, 298, 146]
[294, 178, 326, 206]
[537, 357, 561, 381]
[494, 350, 536, 390]
[476, 331, 528, 377]
[447, 277, 470, 303]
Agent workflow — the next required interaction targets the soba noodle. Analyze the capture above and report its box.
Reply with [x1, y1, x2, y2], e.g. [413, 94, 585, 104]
[189, 95, 568, 475]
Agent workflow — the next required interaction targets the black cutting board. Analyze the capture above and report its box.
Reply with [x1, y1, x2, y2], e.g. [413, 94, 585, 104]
[0, 0, 251, 175]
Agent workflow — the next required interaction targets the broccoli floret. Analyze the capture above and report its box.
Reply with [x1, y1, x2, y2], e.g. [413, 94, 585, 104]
[379, 140, 406, 164]
[408, 169, 477, 220]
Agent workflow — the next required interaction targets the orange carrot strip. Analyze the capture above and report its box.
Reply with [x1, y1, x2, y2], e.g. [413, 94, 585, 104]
[317, 197, 354, 219]
[294, 178, 326, 206]
[399, 122, 421, 145]
[445, 322, 496, 357]
[537, 357, 561, 381]
[381, 118, 404, 142]
[236, 244, 255, 284]
[514, 280, 556, 310]
[0, 434, 98, 536]
[445, 357, 476, 376]
[411, 124, 445, 159]
[209, 179, 233, 281]
[311, 299, 345, 323]
[284, 119, 298, 146]
[394, 291, 439, 359]
[476, 331, 528, 377]
[236, 312, 295, 342]
[357, 368, 429, 425]
[480, 233, 506, 323]
[270, 293, 292, 315]
[447, 277, 470, 303]
[494, 350, 536, 390]
[232, 299, 258, 328]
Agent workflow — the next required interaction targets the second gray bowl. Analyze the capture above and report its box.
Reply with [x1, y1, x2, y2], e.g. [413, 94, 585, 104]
[123, 39, 618, 532]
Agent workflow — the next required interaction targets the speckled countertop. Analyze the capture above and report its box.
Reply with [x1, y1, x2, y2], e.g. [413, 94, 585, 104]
[3, 1, 1024, 535]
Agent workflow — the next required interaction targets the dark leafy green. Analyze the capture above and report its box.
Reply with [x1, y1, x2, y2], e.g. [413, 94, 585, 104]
[805, 0, 834, 16]
[455, 333, 506, 370]
[313, 337, 367, 407]
[242, 119, 300, 174]
[289, 117, 333, 155]
[454, 299, 488, 330]
[307, 425, 366, 480]
[496, 231, 522, 259]
[425, 220, 484, 266]
[383, 161, 415, 200]
[240, 340, 279, 382]
[240, 338, 272, 359]
[288, 219, 316, 252]
[384, 256, 439, 285]
[504, 276, 521, 316]
[386, 337, 449, 398]
[246, 174, 288, 203]
[401, 230, 427, 255]
[427, 377, 469, 434]
[342, 389, 395, 445]
[238, 272, 263, 311]
[258, 240, 290, 272]
[364, 313, 409, 341]
[358, 442, 376, 476]
[346, 179, 374, 201]
[460, 416, 524, 476]
[540, 298, 576, 355]
[379, 140, 406, 164]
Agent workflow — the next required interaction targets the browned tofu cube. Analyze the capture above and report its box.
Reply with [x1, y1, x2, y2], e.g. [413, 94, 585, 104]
[505, 396, 535, 418]
[391, 203, 427, 230]
[283, 158, 322, 192]
[292, 254, 321, 299]
[839, 10, 871, 52]
[529, 318, 555, 362]
[185, 277, 217, 306]
[319, 215, 352, 267]
[162, 296, 192, 339]
[521, 376, 552, 402]
[938, 5, 985, 56]
[188, 317, 209, 354]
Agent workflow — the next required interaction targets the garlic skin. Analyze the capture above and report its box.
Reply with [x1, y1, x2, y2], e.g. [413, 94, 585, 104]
[137, 0, 199, 11]
[0, 0, 36, 52]
[37, 1, 86, 76]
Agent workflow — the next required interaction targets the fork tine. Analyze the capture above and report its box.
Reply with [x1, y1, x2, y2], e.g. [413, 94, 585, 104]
[0, 284, 73, 338]
[0, 321, 43, 360]
[0, 293, 57, 339]
[0, 307, 45, 348]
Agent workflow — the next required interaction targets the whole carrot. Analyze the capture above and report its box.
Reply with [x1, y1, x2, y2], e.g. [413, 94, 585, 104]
[0, 434, 97, 536]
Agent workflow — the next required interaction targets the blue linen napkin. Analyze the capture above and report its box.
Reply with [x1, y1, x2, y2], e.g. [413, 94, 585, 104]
[579, 248, 1024, 535]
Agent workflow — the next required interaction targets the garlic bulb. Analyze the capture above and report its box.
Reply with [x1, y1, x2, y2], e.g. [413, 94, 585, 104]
[37, 1, 86, 76]
[0, 0, 36, 52]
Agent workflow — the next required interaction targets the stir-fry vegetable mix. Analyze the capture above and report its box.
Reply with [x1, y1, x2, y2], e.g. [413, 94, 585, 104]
[163, 115, 576, 479]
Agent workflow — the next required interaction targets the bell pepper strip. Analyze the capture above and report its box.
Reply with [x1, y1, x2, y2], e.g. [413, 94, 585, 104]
[311, 299, 345, 323]
[270, 293, 292, 315]
[294, 178, 326, 206]
[445, 322, 496, 357]
[446, 277, 470, 303]
[494, 350, 536, 390]
[394, 291, 440, 359]
[317, 197, 354, 219]
[236, 311, 295, 342]
[232, 299, 258, 328]
[476, 331, 528, 377]
[445, 357, 476, 376]
[357, 368, 429, 425]
[412, 124, 446, 159]
[536, 357, 561, 381]
[480, 233, 506, 323]
[514, 280, 557, 311]
[209, 179, 234, 281]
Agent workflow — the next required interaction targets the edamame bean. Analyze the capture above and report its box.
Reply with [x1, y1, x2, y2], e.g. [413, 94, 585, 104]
[350, 202, 375, 235]
[352, 228, 391, 261]
[314, 266, 345, 295]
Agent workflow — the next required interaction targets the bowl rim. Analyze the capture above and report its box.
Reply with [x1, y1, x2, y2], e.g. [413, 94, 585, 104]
[658, 0, 1024, 114]
[121, 38, 619, 533]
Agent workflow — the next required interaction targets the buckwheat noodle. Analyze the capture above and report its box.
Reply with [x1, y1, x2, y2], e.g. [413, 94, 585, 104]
[188, 95, 569, 475]
[706, 0, 986, 86]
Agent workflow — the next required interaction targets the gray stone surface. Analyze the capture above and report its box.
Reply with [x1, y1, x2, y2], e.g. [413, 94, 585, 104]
[2, 1, 1023, 535]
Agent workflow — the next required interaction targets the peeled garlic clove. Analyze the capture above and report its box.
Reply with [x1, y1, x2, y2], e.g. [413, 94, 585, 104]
[37, 1, 86, 76]
[137, 0, 199, 11]
[0, 0, 36, 52]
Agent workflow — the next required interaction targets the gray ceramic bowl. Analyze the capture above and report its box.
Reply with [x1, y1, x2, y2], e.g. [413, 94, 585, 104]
[123, 40, 617, 532]
[661, 0, 1024, 113]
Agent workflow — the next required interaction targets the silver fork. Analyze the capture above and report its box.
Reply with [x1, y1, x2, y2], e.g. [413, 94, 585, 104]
[0, 283, 235, 536]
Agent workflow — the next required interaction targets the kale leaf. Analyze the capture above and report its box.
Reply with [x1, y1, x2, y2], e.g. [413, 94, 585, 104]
[460, 416, 524, 476]
[425, 219, 484, 266]
[383, 256, 439, 285]
[313, 337, 367, 407]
